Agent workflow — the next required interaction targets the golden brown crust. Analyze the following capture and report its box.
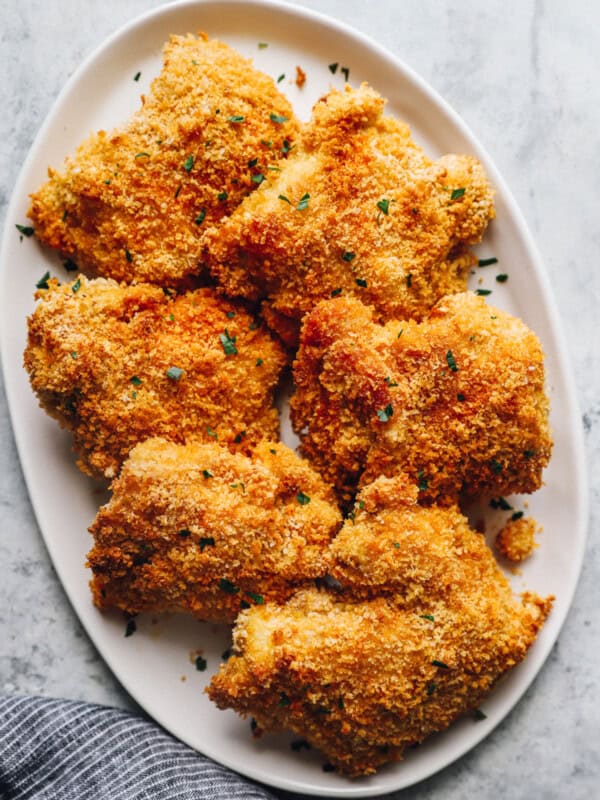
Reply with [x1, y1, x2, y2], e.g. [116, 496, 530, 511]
[24, 276, 286, 478]
[208, 475, 552, 775]
[291, 292, 552, 504]
[204, 83, 494, 338]
[88, 438, 341, 622]
[496, 516, 539, 562]
[28, 33, 299, 286]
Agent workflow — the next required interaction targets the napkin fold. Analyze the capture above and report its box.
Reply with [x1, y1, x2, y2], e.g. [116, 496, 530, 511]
[0, 694, 279, 799]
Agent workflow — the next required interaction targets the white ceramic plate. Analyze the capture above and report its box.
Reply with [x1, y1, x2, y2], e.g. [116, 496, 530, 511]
[0, 1, 587, 796]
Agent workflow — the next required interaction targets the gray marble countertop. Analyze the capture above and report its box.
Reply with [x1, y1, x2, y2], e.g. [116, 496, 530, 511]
[1, 1, 598, 798]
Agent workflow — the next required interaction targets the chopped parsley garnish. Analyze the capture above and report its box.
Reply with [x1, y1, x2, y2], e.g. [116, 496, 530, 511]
[397, 328, 404, 338]
[432, 659, 449, 669]
[178, 529, 191, 537]
[200, 537, 215, 551]
[218, 578, 239, 594]
[291, 739, 311, 752]
[183, 155, 194, 172]
[278, 693, 291, 706]
[135, 152, 150, 159]
[384, 376, 398, 387]
[277, 74, 285, 83]
[207, 426, 218, 438]
[328, 62, 338, 74]
[166, 366, 184, 381]
[523, 449, 536, 458]
[133, 71, 141, 81]
[297, 491, 311, 505]
[490, 496, 512, 511]
[417, 470, 429, 491]
[478, 257, 498, 267]
[247, 158, 259, 168]
[322, 763, 336, 773]
[228, 115, 245, 123]
[104, 179, 111, 185]
[245, 591, 265, 604]
[341, 66, 350, 81]
[220, 329, 238, 356]
[125, 249, 133, 262]
[174, 184, 182, 199]
[222, 648, 232, 660]
[234, 431, 247, 444]
[202, 469, 213, 479]
[64, 259, 78, 272]
[331, 288, 342, 297]
[124, 619, 136, 637]
[446, 350, 458, 372]
[278, 194, 291, 204]
[426, 682, 437, 696]
[251, 173, 265, 184]
[71, 277, 81, 293]
[496, 273, 509, 283]
[36, 271, 50, 290]
[406, 274, 413, 288]
[16, 224, 34, 238]
[130, 376, 142, 386]
[392, 542, 400, 548]
[490, 459, 503, 474]
[281, 139, 294, 154]
[226, 311, 236, 319]
[377, 404, 394, 423]
[195, 656, 207, 671]
[475, 288, 492, 296]
[70, 351, 78, 360]
[195, 208, 207, 225]
[474, 708, 487, 721]
[297, 193, 310, 211]
[258, 42, 268, 49]
[420, 614, 435, 622]
[450, 187, 465, 201]
[256, 358, 263, 366]
[377, 198, 390, 215]
[270, 112, 289, 124]
[269, 448, 277, 454]
[341, 251, 356, 262]
[355, 278, 367, 287]
[511, 511, 524, 521]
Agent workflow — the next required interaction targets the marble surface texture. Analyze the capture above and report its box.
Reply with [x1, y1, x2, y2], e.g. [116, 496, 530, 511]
[0, 1, 598, 798]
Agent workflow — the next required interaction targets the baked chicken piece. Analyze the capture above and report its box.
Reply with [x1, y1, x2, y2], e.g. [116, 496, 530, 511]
[208, 475, 552, 776]
[28, 33, 298, 286]
[24, 276, 286, 478]
[88, 438, 341, 622]
[291, 292, 552, 504]
[204, 83, 494, 344]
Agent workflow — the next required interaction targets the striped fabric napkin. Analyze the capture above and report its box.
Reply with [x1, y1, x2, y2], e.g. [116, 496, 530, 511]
[0, 694, 279, 799]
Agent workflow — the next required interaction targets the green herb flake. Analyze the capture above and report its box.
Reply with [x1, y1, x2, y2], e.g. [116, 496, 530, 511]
[195, 208, 207, 225]
[511, 511, 524, 521]
[220, 329, 238, 356]
[219, 578, 239, 594]
[450, 187, 465, 201]
[278, 693, 291, 707]
[342, 251, 355, 262]
[183, 154, 195, 172]
[251, 173, 265, 184]
[125, 249, 133, 263]
[432, 659, 449, 669]
[16, 224, 35, 238]
[256, 358, 263, 366]
[278, 194, 291, 204]
[457, 393, 466, 402]
[397, 328, 404, 339]
[200, 536, 215, 551]
[166, 366, 184, 381]
[490, 496, 512, 511]
[478, 257, 498, 267]
[104, 179, 111, 185]
[277, 73, 285, 83]
[475, 288, 492, 296]
[247, 158, 259, 168]
[406, 273, 413, 288]
[524, 449, 536, 458]
[420, 614, 435, 622]
[178, 529, 191, 537]
[63, 259, 78, 272]
[355, 278, 367, 288]
[417, 470, 429, 492]
[474, 708, 487, 721]
[392, 542, 401, 548]
[270, 112, 289, 124]
[426, 682, 437, 696]
[71, 277, 81, 293]
[202, 469, 213, 479]
[281, 139, 294, 154]
[195, 656, 207, 671]
[135, 152, 150, 159]
[222, 648, 232, 660]
[377, 198, 390, 215]
[245, 591, 265, 605]
[269, 448, 277, 455]
[331, 288, 342, 297]
[297, 193, 310, 211]
[341, 66, 350, 81]
[226, 311, 236, 320]
[234, 431, 247, 444]
[490, 459, 503, 474]
[297, 491, 311, 506]
[258, 42, 268, 49]
[174, 184, 182, 199]
[446, 350, 458, 372]
[384, 376, 399, 387]
[133, 71, 141, 81]
[124, 619, 137, 637]
[228, 115, 245, 123]
[496, 273, 509, 283]
[130, 376, 142, 386]
[70, 351, 78, 360]
[36, 271, 51, 290]
[377, 404, 394, 423]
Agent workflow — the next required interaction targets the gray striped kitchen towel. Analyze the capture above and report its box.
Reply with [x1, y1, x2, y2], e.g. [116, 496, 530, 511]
[0, 694, 279, 799]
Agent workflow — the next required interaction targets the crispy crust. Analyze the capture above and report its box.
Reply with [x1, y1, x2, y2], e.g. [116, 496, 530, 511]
[24, 276, 286, 478]
[208, 476, 552, 776]
[204, 83, 494, 338]
[291, 292, 552, 504]
[28, 33, 299, 286]
[88, 438, 341, 622]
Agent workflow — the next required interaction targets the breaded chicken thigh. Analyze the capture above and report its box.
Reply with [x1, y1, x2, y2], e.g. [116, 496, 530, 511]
[28, 33, 298, 286]
[291, 291, 552, 504]
[24, 277, 286, 478]
[204, 83, 494, 343]
[88, 439, 341, 622]
[208, 475, 552, 776]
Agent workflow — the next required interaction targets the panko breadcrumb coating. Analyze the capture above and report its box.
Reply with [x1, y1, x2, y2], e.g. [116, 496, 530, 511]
[24, 276, 286, 478]
[496, 516, 539, 562]
[204, 83, 494, 341]
[88, 438, 341, 622]
[291, 292, 552, 504]
[28, 33, 298, 286]
[208, 476, 552, 776]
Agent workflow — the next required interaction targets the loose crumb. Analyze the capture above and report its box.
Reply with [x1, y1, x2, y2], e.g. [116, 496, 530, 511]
[295, 65, 307, 87]
[496, 516, 539, 562]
